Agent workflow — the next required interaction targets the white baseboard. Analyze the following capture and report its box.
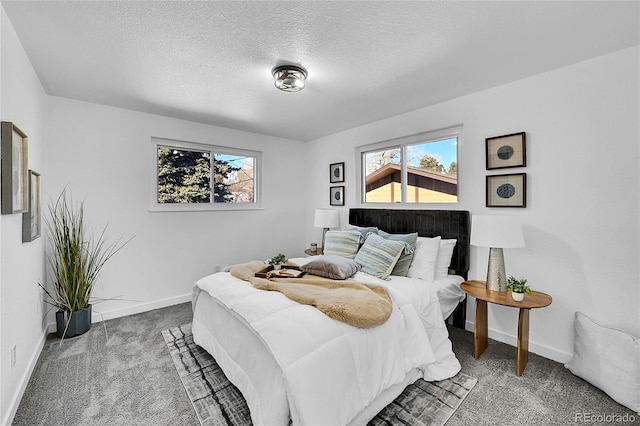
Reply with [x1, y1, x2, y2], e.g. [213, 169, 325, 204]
[2, 330, 46, 426]
[465, 319, 572, 364]
[46, 293, 192, 334]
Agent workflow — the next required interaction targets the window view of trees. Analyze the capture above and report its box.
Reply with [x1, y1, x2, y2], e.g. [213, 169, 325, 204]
[418, 154, 457, 175]
[158, 147, 211, 203]
[214, 154, 254, 203]
[365, 148, 401, 175]
[157, 146, 255, 204]
[363, 136, 458, 203]
[407, 139, 457, 178]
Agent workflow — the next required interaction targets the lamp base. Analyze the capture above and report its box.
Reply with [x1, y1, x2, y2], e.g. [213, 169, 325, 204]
[321, 227, 329, 249]
[486, 247, 507, 291]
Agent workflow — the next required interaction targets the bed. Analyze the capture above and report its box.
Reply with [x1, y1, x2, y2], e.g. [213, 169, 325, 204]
[192, 208, 470, 425]
[349, 208, 470, 327]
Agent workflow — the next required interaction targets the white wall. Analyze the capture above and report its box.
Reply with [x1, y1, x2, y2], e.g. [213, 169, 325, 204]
[0, 6, 48, 425]
[45, 97, 309, 322]
[305, 46, 640, 363]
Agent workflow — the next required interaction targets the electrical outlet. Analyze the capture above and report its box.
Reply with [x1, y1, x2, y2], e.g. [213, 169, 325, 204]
[11, 345, 16, 369]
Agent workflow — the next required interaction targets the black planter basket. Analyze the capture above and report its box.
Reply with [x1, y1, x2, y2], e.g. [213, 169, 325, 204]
[55, 305, 92, 338]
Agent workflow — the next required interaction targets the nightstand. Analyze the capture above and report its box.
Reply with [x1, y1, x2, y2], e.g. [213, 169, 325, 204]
[460, 280, 552, 376]
[304, 248, 323, 256]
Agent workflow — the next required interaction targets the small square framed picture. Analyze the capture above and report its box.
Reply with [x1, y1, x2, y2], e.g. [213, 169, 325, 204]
[485, 132, 526, 170]
[329, 162, 345, 183]
[486, 173, 526, 208]
[329, 186, 345, 206]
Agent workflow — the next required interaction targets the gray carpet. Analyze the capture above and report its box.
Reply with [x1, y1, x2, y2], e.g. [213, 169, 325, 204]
[162, 323, 477, 426]
[13, 304, 198, 426]
[13, 302, 640, 425]
[446, 326, 640, 426]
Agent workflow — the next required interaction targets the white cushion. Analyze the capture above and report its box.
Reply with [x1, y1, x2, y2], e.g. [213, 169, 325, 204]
[435, 238, 457, 279]
[565, 312, 640, 413]
[407, 236, 441, 282]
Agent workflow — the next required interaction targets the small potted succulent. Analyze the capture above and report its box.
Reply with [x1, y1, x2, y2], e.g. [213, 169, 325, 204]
[506, 276, 531, 302]
[268, 253, 288, 270]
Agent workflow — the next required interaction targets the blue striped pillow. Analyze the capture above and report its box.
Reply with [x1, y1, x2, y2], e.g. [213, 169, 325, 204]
[377, 230, 418, 277]
[354, 233, 406, 279]
[323, 230, 362, 259]
[349, 226, 378, 241]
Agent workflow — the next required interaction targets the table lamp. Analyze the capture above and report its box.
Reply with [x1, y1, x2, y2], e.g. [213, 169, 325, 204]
[314, 209, 339, 249]
[470, 215, 525, 291]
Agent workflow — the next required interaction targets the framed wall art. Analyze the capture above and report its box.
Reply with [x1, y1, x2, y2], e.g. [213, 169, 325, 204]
[330, 185, 345, 206]
[485, 131, 526, 170]
[22, 170, 41, 242]
[1, 121, 29, 214]
[329, 162, 345, 183]
[486, 173, 526, 208]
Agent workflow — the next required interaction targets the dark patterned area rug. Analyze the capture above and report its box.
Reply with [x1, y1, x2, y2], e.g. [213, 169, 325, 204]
[162, 324, 477, 426]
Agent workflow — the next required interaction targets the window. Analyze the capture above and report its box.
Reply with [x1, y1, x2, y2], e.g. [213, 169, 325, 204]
[151, 138, 261, 211]
[358, 126, 461, 204]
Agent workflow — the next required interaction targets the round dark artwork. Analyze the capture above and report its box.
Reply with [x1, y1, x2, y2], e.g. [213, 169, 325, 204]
[496, 183, 516, 199]
[333, 190, 342, 201]
[333, 168, 341, 178]
[497, 145, 514, 160]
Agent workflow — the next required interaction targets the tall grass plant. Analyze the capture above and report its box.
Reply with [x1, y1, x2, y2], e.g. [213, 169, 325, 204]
[41, 190, 131, 315]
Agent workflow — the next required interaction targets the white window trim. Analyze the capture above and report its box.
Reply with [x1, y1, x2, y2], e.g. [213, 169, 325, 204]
[355, 124, 463, 206]
[149, 137, 263, 212]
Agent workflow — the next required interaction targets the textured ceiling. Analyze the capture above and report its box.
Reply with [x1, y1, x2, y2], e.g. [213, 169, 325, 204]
[2, 1, 639, 142]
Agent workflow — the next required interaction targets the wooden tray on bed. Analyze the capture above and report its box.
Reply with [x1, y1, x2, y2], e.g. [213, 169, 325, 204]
[255, 265, 306, 279]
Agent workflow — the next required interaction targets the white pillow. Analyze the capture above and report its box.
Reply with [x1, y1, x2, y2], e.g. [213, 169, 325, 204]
[435, 238, 457, 279]
[407, 236, 441, 282]
[565, 312, 640, 413]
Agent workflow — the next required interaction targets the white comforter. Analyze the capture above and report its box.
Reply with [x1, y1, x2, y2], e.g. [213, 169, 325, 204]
[192, 257, 461, 425]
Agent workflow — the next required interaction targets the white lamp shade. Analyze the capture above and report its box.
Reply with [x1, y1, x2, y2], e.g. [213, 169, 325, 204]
[470, 215, 525, 248]
[314, 209, 339, 229]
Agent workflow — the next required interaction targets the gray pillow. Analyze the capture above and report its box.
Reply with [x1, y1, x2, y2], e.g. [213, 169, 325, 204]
[301, 255, 362, 280]
[377, 230, 418, 277]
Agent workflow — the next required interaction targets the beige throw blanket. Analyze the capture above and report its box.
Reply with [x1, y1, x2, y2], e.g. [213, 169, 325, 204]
[230, 261, 392, 328]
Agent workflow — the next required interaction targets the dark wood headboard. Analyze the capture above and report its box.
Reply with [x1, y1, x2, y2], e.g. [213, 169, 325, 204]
[349, 208, 471, 279]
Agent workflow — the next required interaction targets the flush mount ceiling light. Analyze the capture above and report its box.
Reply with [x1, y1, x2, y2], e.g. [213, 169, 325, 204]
[272, 64, 307, 92]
